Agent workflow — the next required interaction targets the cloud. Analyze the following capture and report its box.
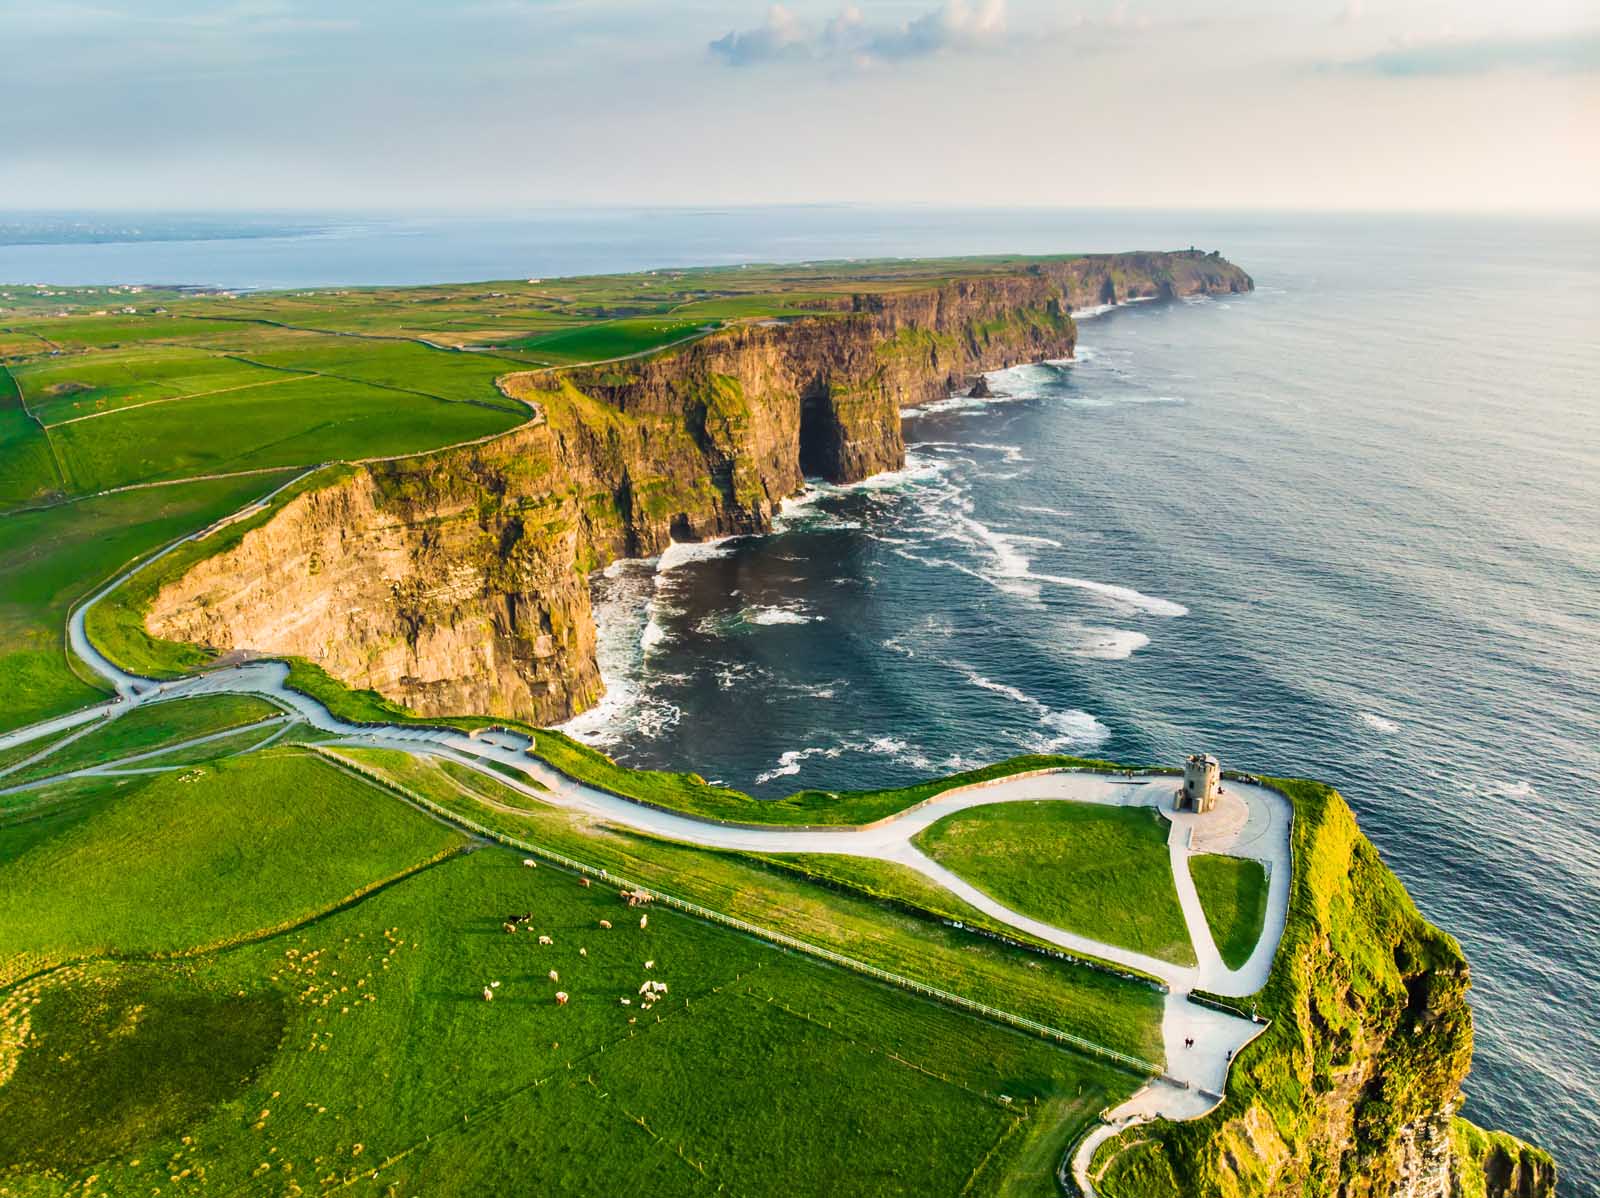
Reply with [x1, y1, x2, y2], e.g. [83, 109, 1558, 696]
[1335, 29, 1600, 77]
[708, 4, 808, 66]
[710, 0, 1007, 68]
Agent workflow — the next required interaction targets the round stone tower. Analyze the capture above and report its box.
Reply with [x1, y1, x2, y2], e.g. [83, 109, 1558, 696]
[1182, 753, 1221, 813]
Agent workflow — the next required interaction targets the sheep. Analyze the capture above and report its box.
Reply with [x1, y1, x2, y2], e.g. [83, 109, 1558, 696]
[554, 992, 568, 1006]
[598, 919, 612, 930]
[522, 858, 537, 868]
[578, 877, 591, 889]
[639, 914, 648, 930]
[538, 935, 553, 946]
[619, 997, 631, 1006]
[548, 970, 560, 983]
[502, 922, 518, 934]
[644, 960, 655, 970]
[482, 987, 494, 1003]
[579, 947, 588, 957]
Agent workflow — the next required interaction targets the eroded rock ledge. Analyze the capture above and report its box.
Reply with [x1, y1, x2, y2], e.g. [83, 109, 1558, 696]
[146, 251, 1252, 723]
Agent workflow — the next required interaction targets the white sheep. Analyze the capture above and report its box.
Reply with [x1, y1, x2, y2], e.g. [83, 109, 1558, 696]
[644, 960, 655, 970]
[598, 919, 612, 930]
[639, 914, 648, 930]
[548, 970, 560, 983]
[522, 858, 537, 868]
[482, 987, 494, 1003]
[538, 935, 553, 946]
[555, 992, 568, 1006]
[579, 947, 588, 957]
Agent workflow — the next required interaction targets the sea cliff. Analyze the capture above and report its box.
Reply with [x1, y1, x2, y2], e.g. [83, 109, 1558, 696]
[144, 251, 1251, 722]
[1084, 777, 1556, 1198]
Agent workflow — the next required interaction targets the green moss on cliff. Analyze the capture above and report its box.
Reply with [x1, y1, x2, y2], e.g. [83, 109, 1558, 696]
[1097, 776, 1476, 1198]
[1450, 1118, 1558, 1198]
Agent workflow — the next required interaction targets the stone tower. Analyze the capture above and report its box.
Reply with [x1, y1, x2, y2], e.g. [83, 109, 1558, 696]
[1182, 753, 1221, 813]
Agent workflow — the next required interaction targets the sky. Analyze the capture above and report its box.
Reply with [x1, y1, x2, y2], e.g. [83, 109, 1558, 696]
[1, 0, 1596, 213]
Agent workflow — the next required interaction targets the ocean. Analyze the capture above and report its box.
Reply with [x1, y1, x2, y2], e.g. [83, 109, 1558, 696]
[8, 208, 1596, 1189]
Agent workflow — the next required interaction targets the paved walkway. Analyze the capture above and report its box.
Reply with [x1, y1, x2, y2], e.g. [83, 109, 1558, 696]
[0, 537, 1295, 1193]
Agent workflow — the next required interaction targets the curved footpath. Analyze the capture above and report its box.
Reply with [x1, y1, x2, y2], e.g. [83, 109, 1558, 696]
[0, 541, 1293, 1195]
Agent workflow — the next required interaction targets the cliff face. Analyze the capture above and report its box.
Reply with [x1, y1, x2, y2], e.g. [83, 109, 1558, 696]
[1089, 778, 1556, 1198]
[144, 251, 1251, 724]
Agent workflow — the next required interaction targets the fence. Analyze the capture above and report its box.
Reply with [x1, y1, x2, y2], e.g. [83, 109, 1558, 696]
[318, 748, 1164, 1078]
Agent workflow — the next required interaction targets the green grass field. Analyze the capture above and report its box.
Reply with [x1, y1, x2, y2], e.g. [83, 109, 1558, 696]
[334, 749, 1165, 1059]
[0, 364, 61, 508]
[0, 740, 1140, 1195]
[1, 693, 280, 785]
[0, 471, 296, 733]
[0, 750, 466, 988]
[913, 800, 1196, 967]
[1188, 853, 1269, 970]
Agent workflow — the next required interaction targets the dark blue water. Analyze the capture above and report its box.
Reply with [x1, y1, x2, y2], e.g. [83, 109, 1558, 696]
[10, 210, 1596, 1189]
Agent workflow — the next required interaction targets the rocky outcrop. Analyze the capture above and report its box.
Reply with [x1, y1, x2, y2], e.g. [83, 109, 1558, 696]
[1087, 778, 1557, 1198]
[145, 251, 1251, 724]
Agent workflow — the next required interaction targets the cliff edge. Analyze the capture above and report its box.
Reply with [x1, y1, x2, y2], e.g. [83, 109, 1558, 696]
[143, 251, 1250, 722]
[1083, 777, 1556, 1198]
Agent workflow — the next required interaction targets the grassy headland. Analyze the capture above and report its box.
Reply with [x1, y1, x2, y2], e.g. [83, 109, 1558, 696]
[913, 800, 1196, 967]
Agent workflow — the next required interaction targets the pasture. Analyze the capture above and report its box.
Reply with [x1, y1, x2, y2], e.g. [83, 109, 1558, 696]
[0, 748, 1139, 1196]
[335, 748, 1166, 1059]
[0, 748, 466, 986]
[0, 471, 294, 733]
[914, 800, 1196, 967]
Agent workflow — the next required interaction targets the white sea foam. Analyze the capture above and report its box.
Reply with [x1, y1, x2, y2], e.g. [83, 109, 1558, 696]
[1074, 627, 1151, 659]
[951, 661, 1110, 750]
[754, 735, 932, 785]
[556, 559, 681, 746]
[1358, 711, 1400, 734]
[1026, 572, 1188, 616]
[746, 604, 820, 626]
[755, 746, 842, 784]
[1492, 780, 1539, 800]
[657, 537, 740, 572]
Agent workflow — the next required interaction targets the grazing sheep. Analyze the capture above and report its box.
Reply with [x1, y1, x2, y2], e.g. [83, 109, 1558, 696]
[619, 997, 631, 1006]
[598, 920, 612, 930]
[548, 970, 560, 983]
[482, 987, 494, 1003]
[579, 947, 588, 957]
[538, 935, 553, 946]
[502, 922, 517, 934]
[522, 858, 537, 868]
[555, 992, 568, 1006]
[639, 914, 648, 929]
[578, 877, 591, 889]
[644, 960, 655, 970]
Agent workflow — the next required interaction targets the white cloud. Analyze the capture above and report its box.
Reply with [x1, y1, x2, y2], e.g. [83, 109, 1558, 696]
[710, 0, 1008, 67]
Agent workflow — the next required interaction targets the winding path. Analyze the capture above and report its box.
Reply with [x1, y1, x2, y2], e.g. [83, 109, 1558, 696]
[0, 515, 1294, 1195]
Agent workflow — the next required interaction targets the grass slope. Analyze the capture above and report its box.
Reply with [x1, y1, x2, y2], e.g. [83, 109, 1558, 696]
[914, 800, 1196, 967]
[0, 781, 1136, 1195]
[336, 748, 1166, 1061]
[2, 693, 279, 785]
[1188, 853, 1269, 970]
[0, 471, 295, 733]
[0, 748, 466, 988]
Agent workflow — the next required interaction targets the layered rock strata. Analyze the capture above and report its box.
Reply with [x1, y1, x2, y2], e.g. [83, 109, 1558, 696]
[146, 251, 1252, 723]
